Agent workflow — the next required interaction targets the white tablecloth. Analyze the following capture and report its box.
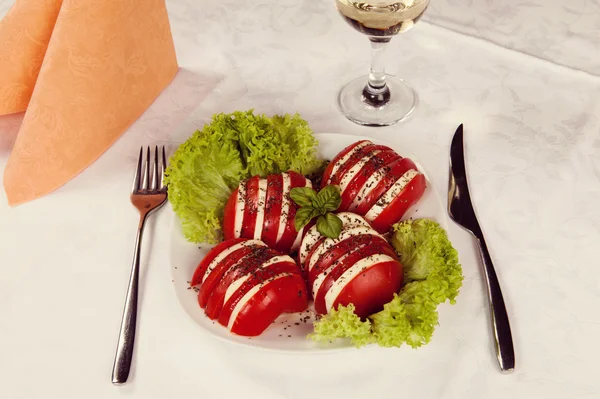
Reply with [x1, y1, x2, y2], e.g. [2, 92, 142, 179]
[1, 1, 599, 398]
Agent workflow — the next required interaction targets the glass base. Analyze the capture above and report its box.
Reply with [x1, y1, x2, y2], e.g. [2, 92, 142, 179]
[337, 75, 418, 127]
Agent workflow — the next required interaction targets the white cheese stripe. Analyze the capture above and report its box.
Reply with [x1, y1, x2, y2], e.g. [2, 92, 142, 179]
[308, 225, 381, 271]
[311, 243, 367, 298]
[338, 150, 381, 194]
[365, 170, 419, 221]
[223, 255, 294, 303]
[299, 212, 369, 265]
[324, 254, 396, 312]
[252, 179, 268, 239]
[349, 165, 390, 211]
[201, 240, 266, 284]
[233, 180, 247, 238]
[227, 273, 293, 330]
[275, 173, 290, 244]
[326, 141, 371, 185]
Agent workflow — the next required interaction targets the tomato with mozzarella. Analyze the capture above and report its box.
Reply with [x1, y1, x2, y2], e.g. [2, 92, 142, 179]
[223, 171, 312, 254]
[321, 140, 426, 234]
[299, 213, 404, 318]
[191, 238, 309, 336]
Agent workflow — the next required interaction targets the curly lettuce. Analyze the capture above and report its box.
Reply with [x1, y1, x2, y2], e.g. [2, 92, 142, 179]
[310, 218, 463, 348]
[164, 110, 323, 243]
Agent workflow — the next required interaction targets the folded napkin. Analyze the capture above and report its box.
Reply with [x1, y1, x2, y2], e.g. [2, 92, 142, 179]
[0, 0, 178, 205]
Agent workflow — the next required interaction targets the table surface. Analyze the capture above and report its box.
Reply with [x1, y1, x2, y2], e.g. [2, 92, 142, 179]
[1, 1, 599, 398]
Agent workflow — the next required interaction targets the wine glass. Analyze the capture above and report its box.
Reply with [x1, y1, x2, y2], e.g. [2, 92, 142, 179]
[334, 0, 431, 126]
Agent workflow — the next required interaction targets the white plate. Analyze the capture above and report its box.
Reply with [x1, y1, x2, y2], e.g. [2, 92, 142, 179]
[169, 133, 448, 352]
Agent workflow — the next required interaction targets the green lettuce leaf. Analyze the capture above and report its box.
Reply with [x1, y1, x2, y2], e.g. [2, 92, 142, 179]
[165, 110, 323, 244]
[164, 128, 245, 243]
[309, 304, 374, 347]
[310, 218, 463, 348]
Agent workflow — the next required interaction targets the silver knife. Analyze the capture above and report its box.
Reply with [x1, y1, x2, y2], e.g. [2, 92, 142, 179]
[448, 124, 515, 373]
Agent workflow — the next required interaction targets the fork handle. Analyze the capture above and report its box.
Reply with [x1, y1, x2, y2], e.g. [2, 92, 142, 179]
[475, 234, 515, 373]
[111, 214, 147, 385]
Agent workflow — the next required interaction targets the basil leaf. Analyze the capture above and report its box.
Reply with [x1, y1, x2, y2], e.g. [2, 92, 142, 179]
[295, 207, 316, 232]
[317, 185, 342, 213]
[290, 187, 317, 208]
[316, 213, 343, 239]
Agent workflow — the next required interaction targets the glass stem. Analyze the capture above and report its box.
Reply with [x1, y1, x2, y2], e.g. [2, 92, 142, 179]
[363, 37, 391, 107]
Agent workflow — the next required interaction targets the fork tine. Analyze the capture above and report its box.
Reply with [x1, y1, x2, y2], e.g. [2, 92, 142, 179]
[152, 145, 159, 191]
[142, 147, 150, 191]
[132, 147, 143, 194]
[161, 146, 167, 189]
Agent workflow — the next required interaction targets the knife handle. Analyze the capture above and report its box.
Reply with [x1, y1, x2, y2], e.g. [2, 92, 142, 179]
[475, 234, 515, 373]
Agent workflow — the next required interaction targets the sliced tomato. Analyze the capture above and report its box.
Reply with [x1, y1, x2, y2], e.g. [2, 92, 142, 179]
[240, 176, 260, 239]
[276, 171, 310, 253]
[338, 150, 401, 211]
[205, 248, 282, 319]
[307, 233, 393, 286]
[190, 237, 248, 287]
[353, 157, 417, 215]
[261, 173, 284, 249]
[333, 259, 403, 318]
[229, 273, 308, 336]
[222, 188, 239, 241]
[304, 224, 383, 274]
[312, 242, 397, 315]
[321, 140, 371, 188]
[218, 263, 305, 328]
[327, 144, 393, 187]
[199, 244, 267, 309]
[298, 212, 370, 267]
[367, 172, 427, 233]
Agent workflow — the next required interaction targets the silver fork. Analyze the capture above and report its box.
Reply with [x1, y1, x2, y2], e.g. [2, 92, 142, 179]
[111, 146, 168, 385]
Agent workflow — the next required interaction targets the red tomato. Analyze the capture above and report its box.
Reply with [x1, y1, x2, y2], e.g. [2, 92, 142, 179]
[190, 237, 249, 287]
[223, 171, 311, 253]
[325, 140, 427, 234]
[321, 140, 370, 187]
[366, 172, 427, 234]
[325, 144, 394, 188]
[191, 238, 308, 337]
[338, 150, 401, 211]
[312, 240, 398, 315]
[334, 259, 403, 318]
[261, 173, 284, 249]
[299, 213, 404, 318]
[228, 273, 308, 337]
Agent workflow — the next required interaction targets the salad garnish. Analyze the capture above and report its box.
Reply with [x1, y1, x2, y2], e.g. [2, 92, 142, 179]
[164, 110, 323, 243]
[290, 185, 343, 238]
[309, 218, 463, 348]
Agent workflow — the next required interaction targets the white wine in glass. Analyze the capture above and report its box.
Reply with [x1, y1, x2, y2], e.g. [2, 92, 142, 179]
[334, 0, 431, 126]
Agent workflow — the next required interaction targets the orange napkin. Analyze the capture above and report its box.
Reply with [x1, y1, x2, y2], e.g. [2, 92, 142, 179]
[0, 0, 178, 205]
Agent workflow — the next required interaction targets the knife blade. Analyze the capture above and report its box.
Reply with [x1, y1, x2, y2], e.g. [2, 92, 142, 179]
[448, 124, 516, 373]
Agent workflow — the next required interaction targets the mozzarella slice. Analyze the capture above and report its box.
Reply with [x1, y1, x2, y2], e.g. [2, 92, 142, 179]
[324, 254, 396, 312]
[227, 273, 293, 330]
[326, 141, 371, 185]
[252, 179, 268, 239]
[224, 255, 294, 303]
[338, 150, 381, 194]
[233, 180, 247, 238]
[275, 173, 291, 244]
[365, 170, 419, 221]
[201, 240, 265, 284]
[308, 225, 381, 271]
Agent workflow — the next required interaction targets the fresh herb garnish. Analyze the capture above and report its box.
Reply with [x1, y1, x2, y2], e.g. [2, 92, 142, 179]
[290, 185, 343, 238]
